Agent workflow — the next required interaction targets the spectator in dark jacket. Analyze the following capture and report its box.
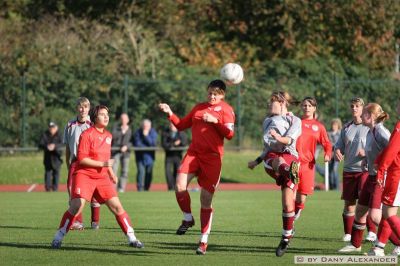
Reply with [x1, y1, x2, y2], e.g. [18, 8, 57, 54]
[39, 122, 63, 191]
[162, 122, 188, 190]
[133, 119, 158, 191]
[112, 113, 132, 193]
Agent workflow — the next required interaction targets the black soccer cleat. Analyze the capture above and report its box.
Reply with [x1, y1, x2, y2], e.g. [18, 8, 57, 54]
[275, 238, 290, 257]
[176, 219, 195, 235]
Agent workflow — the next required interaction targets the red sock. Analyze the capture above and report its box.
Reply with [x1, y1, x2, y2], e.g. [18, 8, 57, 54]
[175, 191, 191, 214]
[295, 201, 304, 216]
[377, 218, 392, 245]
[200, 208, 213, 234]
[282, 210, 295, 240]
[387, 216, 400, 240]
[342, 212, 355, 235]
[366, 215, 377, 233]
[351, 221, 366, 248]
[58, 210, 76, 234]
[115, 212, 134, 234]
[91, 202, 101, 223]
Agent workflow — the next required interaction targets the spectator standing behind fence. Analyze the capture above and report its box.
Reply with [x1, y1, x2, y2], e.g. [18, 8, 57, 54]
[316, 118, 342, 190]
[162, 122, 188, 191]
[39, 122, 63, 192]
[112, 113, 132, 193]
[133, 119, 158, 191]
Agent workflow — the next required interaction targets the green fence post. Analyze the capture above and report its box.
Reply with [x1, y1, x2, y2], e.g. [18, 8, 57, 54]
[335, 74, 339, 118]
[123, 74, 128, 113]
[236, 84, 241, 150]
[21, 73, 27, 147]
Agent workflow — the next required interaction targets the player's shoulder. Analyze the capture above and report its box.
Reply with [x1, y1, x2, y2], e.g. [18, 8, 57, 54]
[343, 121, 353, 130]
[81, 126, 95, 137]
[66, 118, 78, 128]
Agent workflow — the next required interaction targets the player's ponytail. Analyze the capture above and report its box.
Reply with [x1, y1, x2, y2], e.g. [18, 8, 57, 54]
[365, 103, 389, 124]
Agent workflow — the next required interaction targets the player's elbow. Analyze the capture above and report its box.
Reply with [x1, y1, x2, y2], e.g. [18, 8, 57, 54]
[225, 131, 234, 140]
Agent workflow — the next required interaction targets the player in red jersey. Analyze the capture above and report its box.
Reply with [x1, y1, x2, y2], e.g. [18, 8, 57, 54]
[51, 105, 143, 249]
[159, 79, 235, 255]
[248, 91, 301, 257]
[368, 99, 400, 256]
[294, 97, 332, 220]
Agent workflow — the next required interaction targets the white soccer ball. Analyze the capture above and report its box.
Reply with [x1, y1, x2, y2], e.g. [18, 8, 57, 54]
[220, 63, 244, 85]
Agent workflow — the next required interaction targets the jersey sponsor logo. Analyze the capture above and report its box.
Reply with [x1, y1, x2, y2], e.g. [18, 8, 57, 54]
[106, 137, 112, 144]
[214, 106, 222, 112]
[312, 125, 319, 132]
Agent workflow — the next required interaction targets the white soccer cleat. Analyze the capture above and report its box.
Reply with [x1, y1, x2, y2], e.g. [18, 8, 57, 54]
[391, 246, 400, 256]
[129, 240, 144, 249]
[366, 247, 385, 256]
[91, 222, 99, 230]
[342, 234, 351, 242]
[70, 221, 84, 230]
[365, 231, 377, 242]
[338, 244, 361, 252]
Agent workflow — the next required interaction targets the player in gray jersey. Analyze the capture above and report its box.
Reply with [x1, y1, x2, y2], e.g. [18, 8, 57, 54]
[248, 91, 301, 257]
[334, 97, 369, 243]
[63, 97, 101, 230]
[339, 103, 400, 254]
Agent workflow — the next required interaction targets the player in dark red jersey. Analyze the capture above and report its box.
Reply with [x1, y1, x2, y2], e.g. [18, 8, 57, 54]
[51, 105, 143, 249]
[295, 97, 332, 220]
[248, 91, 301, 257]
[368, 99, 400, 256]
[159, 79, 235, 255]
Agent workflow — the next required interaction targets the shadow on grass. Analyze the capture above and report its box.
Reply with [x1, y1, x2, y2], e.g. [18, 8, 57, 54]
[219, 176, 241, 183]
[0, 241, 157, 256]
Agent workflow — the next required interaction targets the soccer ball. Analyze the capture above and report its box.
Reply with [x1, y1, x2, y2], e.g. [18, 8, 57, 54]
[220, 63, 244, 85]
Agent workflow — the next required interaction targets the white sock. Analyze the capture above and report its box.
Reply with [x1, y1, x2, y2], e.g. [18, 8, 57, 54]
[200, 234, 209, 243]
[127, 231, 137, 242]
[183, 212, 193, 222]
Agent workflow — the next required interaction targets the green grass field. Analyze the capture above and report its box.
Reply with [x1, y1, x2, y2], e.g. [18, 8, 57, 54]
[0, 150, 335, 185]
[0, 191, 388, 265]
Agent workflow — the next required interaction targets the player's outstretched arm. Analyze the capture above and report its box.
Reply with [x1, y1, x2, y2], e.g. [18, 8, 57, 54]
[159, 103, 173, 116]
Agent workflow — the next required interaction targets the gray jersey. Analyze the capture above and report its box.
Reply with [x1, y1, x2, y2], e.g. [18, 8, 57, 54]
[365, 123, 391, 175]
[63, 118, 91, 164]
[261, 112, 302, 158]
[334, 121, 370, 172]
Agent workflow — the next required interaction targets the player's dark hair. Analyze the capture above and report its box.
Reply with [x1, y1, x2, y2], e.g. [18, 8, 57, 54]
[208, 79, 226, 95]
[301, 96, 318, 118]
[90, 105, 109, 123]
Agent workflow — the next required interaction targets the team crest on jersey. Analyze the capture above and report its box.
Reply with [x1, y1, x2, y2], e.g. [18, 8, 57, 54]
[106, 137, 112, 144]
[214, 106, 222, 112]
[312, 125, 319, 132]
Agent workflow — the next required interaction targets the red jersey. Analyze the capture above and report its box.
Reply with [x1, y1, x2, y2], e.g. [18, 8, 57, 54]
[76, 126, 113, 178]
[296, 118, 332, 163]
[376, 121, 400, 182]
[169, 101, 235, 156]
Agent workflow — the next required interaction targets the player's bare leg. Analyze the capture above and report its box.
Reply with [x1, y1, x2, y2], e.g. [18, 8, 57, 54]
[105, 197, 143, 248]
[295, 193, 307, 220]
[276, 187, 296, 257]
[175, 173, 196, 235]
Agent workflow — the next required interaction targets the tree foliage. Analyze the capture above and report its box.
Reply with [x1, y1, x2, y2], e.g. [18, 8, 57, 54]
[0, 0, 399, 147]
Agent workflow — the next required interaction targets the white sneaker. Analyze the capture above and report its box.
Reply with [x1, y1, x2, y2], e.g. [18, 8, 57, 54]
[342, 234, 351, 242]
[366, 247, 385, 256]
[391, 246, 400, 256]
[365, 231, 377, 242]
[338, 244, 361, 252]
[70, 221, 84, 230]
[91, 222, 99, 230]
